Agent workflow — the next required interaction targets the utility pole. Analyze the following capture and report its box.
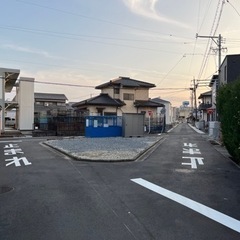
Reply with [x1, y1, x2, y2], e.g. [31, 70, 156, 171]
[190, 79, 198, 121]
[196, 34, 225, 91]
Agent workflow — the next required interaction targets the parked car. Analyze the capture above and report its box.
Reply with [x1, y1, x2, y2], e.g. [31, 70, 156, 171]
[5, 117, 16, 126]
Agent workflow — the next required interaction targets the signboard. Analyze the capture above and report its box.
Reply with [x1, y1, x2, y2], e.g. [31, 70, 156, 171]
[207, 109, 214, 114]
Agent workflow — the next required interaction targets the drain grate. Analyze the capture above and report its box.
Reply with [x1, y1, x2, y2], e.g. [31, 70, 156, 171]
[209, 140, 220, 145]
[0, 186, 14, 194]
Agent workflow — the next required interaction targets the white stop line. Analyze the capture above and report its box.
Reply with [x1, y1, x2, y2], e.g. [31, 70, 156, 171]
[131, 178, 240, 233]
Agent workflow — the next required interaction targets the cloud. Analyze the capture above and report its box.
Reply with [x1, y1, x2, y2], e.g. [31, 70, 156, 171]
[2, 44, 62, 59]
[123, 0, 189, 28]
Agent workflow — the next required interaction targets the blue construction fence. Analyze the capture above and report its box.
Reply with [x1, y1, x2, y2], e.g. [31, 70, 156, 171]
[85, 116, 122, 137]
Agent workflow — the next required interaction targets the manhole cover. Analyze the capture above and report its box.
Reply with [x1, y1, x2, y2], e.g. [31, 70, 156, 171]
[0, 186, 14, 194]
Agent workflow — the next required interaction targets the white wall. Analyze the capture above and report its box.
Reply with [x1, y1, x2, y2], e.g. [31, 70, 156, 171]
[17, 77, 34, 130]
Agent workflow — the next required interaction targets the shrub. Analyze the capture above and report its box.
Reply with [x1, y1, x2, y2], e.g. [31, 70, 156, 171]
[217, 78, 240, 164]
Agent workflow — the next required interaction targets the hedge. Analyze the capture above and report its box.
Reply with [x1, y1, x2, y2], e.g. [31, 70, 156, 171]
[217, 78, 240, 164]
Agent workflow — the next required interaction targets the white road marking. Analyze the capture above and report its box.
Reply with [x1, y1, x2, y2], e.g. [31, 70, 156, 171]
[182, 156, 204, 169]
[0, 140, 22, 143]
[131, 178, 240, 233]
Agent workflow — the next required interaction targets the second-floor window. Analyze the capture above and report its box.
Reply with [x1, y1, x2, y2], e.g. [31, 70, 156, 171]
[114, 88, 120, 94]
[123, 93, 134, 100]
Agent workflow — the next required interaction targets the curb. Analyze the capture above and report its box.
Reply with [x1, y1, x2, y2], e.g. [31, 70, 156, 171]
[43, 136, 164, 162]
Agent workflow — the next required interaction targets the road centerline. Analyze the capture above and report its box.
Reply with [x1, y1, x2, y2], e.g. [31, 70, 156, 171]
[131, 178, 240, 233]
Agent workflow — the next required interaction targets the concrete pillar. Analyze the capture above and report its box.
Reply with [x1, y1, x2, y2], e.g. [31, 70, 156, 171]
[17, 77, 35, 131]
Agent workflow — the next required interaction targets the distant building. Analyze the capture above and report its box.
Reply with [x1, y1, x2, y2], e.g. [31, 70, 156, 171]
[198, 91, 212, 122]
[34, 92, 68, 117]
[151, 97, 173, 125]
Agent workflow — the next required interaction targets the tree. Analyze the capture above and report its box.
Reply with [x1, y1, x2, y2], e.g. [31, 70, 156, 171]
[217, 78, 240, 164]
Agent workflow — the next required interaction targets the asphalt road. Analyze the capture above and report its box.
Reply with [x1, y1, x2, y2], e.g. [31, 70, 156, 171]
[0, 123, 240, 240]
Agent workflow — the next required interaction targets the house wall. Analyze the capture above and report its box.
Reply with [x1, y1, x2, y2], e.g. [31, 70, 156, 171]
[102, 87, 149, 101]
[88, 105, 118, 116]
[17, 77, 34, 130]
[135, 88, 149, 100]
[101, 88, 113, 97]
[100, 87, 150, 115]
[219, 55, 240, 85]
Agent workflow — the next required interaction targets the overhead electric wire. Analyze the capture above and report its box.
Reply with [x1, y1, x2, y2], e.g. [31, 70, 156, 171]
[34, 80, 95, 88]
[15, 0, 193, 41]
[157, 55, 186, 86]
[0, 25, 188, 55]
[227, 0, 240, 17]
[0, 25, 192, 45]
[197, 0, 225, 80]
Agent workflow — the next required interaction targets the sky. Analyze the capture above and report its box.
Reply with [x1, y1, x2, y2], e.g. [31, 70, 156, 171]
[1, 0, 240, 107]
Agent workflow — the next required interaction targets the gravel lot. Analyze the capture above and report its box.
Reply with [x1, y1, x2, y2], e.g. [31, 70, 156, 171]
[45, 136, 161, 161]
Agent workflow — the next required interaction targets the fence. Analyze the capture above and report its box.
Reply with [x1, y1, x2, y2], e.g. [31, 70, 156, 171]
[144, 117, 165, 133]
[33, 115, 170, 137]
[34, 116, 85, 136]
[85, 116, 122, 137]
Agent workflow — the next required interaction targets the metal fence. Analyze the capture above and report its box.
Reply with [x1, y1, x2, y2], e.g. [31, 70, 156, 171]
[144, 117, 165, 133]
[85, 116, 122, 137]
[34, 116, 85, 136]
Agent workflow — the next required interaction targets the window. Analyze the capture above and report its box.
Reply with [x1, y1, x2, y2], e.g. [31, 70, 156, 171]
[114, 88, 120, 94]
[224, 65, 227, 82]
[123, 93, 134, 100]
[57, 102, 65, 106]
[35, 101, 43, 105]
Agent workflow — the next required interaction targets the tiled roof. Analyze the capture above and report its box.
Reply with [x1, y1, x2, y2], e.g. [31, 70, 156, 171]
[72, 93, 125, 108]
[34, 93, 68, 101]
[134, 100, 164, 107]
[151, 97, 170, 104]
[95, 76, 156, 89]
[198, 91, 212, 99]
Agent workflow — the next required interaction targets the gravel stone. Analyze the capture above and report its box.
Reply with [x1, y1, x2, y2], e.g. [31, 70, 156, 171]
[45, 136, 161, 161]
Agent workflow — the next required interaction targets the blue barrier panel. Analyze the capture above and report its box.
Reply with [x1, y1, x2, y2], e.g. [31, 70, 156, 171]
[85, 116, 122, 137]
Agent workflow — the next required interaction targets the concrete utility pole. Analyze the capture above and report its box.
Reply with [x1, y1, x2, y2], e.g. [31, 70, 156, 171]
[190, 79, 198, 121]
[196, 34, 225, 91]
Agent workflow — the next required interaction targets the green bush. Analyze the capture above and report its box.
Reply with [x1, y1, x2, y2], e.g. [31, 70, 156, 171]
[217, 78, 240, 164]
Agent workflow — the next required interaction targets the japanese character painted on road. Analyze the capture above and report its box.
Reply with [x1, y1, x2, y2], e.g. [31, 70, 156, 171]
[4, 144, 19, 149]
[183, 143, 197, 148]
[182, 157, 204, 169]
[5, 157, 32, 167]
[4, 148, 24, 155]
[182, 148, 201, 155]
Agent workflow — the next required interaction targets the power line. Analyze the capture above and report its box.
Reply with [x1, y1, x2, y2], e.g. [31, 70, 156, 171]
[227, 0, 240, 17]
[15, 0, 193, 40]
[197, 0, 226, 79]
[34, 80, 95, 88]
[157, 55, 186, 86]
[151, 88, 189, 90]
[0, 25, 191, 45]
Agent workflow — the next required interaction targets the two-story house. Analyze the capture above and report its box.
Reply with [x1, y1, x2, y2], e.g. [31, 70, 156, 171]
[34, 93, 68, 117]
[207, 54, 240, 123]
[72, 76, 164, 117]
[198, 91, 212, 122]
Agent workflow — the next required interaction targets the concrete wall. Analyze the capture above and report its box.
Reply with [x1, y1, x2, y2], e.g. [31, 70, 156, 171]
[17, 77, 34, 130]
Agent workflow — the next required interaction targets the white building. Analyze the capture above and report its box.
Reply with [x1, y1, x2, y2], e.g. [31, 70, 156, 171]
[0, 68, 34, 132]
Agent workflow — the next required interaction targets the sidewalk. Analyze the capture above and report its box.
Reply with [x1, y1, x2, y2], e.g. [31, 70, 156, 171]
[188, 123, 237, 166]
